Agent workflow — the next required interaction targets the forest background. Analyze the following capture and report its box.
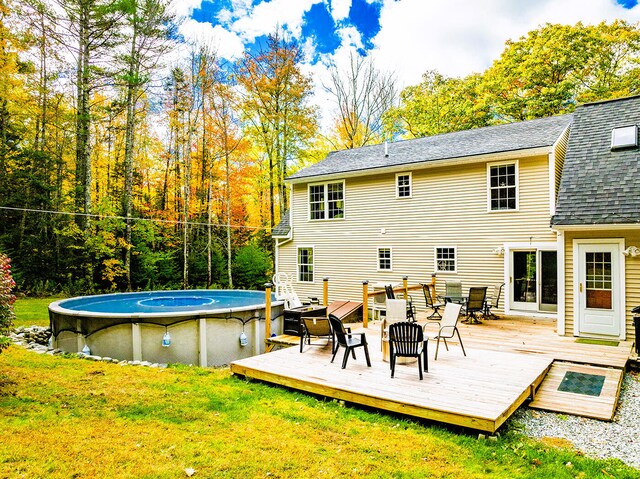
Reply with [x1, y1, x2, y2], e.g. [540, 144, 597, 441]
[1, 0, 639, 295]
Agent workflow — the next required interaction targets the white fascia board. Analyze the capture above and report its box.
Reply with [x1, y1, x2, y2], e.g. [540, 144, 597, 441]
[553, 223, 640, 232]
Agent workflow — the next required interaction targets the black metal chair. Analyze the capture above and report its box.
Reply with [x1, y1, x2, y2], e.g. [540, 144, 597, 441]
[464, 287, 487, 324]
[422, 283, 445, 320]
[389, 321, 428, 380]
[428, 302, 466, 360]
[328, 314, 371, 369]
[385, 284, 416, 321]
[483, 283, 504, 319]
[300, 316, 334, 353]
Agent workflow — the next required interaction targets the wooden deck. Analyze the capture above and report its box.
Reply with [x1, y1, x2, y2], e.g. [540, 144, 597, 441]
[232, 316, 634, 432]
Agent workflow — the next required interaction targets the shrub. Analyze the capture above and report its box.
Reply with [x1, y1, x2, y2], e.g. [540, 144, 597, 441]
[0, 253, 16, 352]
[232, 244, 273, 290]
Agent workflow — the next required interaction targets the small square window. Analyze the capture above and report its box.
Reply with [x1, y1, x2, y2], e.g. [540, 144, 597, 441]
[396, 173, 411, 198]
[435, 247, 456, 273]
[378, 247, 392, 271]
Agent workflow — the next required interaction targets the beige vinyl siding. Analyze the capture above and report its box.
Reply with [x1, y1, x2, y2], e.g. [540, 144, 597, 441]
[279, 154, 556, 311]
[563, 230, 640, 340]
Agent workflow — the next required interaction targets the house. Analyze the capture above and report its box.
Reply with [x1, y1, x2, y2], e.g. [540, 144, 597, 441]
[274, 95, 640, 341]
[552, 95, 640, 341]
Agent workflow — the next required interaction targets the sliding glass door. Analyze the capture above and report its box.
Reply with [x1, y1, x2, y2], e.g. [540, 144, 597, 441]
[510, 249, 557, 313]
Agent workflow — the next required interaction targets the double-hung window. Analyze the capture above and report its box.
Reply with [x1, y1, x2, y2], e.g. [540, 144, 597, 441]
[297, 247, 314, 283]
[488, 162, 518, 211]
[309, 181, 344, 220]
[435, 247, 456, 273]
[396, 173, 412, 198]
[377, 247, 392, 271]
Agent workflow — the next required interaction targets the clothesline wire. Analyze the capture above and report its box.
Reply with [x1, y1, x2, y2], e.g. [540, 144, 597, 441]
[0, 206, 270, 231]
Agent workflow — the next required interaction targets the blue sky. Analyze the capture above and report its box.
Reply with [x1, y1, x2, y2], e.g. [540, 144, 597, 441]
[173, 0, 640, 126]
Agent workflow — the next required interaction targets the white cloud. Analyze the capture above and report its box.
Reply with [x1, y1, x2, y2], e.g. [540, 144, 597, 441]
[170, 0, 203, 19]
[178, 19, 245, 60]
[330, 0, 352, 22]
[230, 0, 319, 42]
[371, 0, 640, 88]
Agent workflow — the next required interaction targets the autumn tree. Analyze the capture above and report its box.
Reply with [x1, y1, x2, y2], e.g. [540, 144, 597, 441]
[117, 0, 172, 290]
[384, 70, 489, 139]
[236, 29, 318, 231]
[325, 52, 397, 148]
[483, 21, 640, 122]
[56, 0, 121, 229]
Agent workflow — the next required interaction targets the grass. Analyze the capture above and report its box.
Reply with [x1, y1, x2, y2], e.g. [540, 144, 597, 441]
[1, 298, 639, 478]
[12, 296, 62, 328]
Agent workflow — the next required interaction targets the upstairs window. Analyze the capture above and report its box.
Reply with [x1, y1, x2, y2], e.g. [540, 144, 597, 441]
[435, 247, 456, 273]
[488, 162, 518, 211]
[309, 181, 344, 220]
[396, 173, 412, 198]
[378, 247, 392, 271]
[297, 247, 314, 282]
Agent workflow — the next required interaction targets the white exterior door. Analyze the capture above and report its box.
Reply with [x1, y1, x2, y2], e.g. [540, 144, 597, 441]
[575, 241, 623, 338]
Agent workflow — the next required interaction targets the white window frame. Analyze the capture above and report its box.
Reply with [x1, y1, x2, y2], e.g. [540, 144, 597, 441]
[435, 246, 457, 273]
[297, 246, 315, 283]
[308, 180, 345, 221]
[377, 247, 393, 271]
[396, 172, 412, 198]
[487, 160, 519, 212]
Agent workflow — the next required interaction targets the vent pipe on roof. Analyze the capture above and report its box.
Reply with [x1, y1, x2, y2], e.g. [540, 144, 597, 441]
[384, 141, 389, 157]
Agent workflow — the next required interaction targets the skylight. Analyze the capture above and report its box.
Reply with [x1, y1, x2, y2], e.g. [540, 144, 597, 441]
[611, 125, 638, 150]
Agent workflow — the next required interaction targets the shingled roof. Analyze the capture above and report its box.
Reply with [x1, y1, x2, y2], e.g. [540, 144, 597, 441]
[287, 114, 572, 181]
[272, 210, 290, 237]
[552, 95, 640, 226]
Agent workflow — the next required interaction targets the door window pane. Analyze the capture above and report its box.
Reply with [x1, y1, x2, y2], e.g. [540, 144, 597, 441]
[513, 251, 536, 303]
[586, 252, 612, 309]
[540, 251, 557, 307]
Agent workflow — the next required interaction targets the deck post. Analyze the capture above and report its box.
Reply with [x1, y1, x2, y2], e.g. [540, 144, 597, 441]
[402, 276, 408, 300]
[362, 281, 369, 328]
[323, 277, 329, 307]
[264, 283, 272, 343]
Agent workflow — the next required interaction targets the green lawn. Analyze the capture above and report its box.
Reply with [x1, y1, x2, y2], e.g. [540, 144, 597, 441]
[1, 298, 639, 478]
[12, 296, 62, 328]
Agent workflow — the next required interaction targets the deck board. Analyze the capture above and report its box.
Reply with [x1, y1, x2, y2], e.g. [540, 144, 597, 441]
[233, 316, 633, 431]
[232, 326, 552, 433]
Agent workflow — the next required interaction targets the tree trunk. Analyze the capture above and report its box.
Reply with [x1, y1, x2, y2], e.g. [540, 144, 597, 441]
[123, 9, 139, 291]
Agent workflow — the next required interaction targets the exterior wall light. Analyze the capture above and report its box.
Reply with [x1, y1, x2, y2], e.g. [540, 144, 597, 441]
[623, 246, 640, 257]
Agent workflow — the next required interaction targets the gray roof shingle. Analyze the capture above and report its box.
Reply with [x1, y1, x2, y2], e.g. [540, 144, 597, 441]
[272, 210, 290, 237]
[288, 114, 572, 181]
[552, 95, 640, 226]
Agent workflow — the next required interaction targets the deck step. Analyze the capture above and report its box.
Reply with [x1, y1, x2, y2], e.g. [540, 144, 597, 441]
[529, 361, 624, 421]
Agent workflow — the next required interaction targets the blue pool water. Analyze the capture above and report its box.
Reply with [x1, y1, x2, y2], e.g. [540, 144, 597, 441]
[56, 290, 273, 315]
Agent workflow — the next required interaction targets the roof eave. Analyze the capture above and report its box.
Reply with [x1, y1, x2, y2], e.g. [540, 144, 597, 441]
[286, 145, 554, 185]
[552, 222, 640, 231]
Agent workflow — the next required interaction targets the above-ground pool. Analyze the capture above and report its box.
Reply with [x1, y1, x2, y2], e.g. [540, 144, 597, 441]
[49, 290, 285, 367]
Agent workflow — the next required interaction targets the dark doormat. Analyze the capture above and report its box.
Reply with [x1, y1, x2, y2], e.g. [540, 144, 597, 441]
[575, 338, 619, 347]
[557, 371, 605, 396]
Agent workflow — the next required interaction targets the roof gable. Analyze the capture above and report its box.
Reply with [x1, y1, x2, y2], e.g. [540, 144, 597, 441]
[288, 114, 572, 182]
[552, 95, 640, 226]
